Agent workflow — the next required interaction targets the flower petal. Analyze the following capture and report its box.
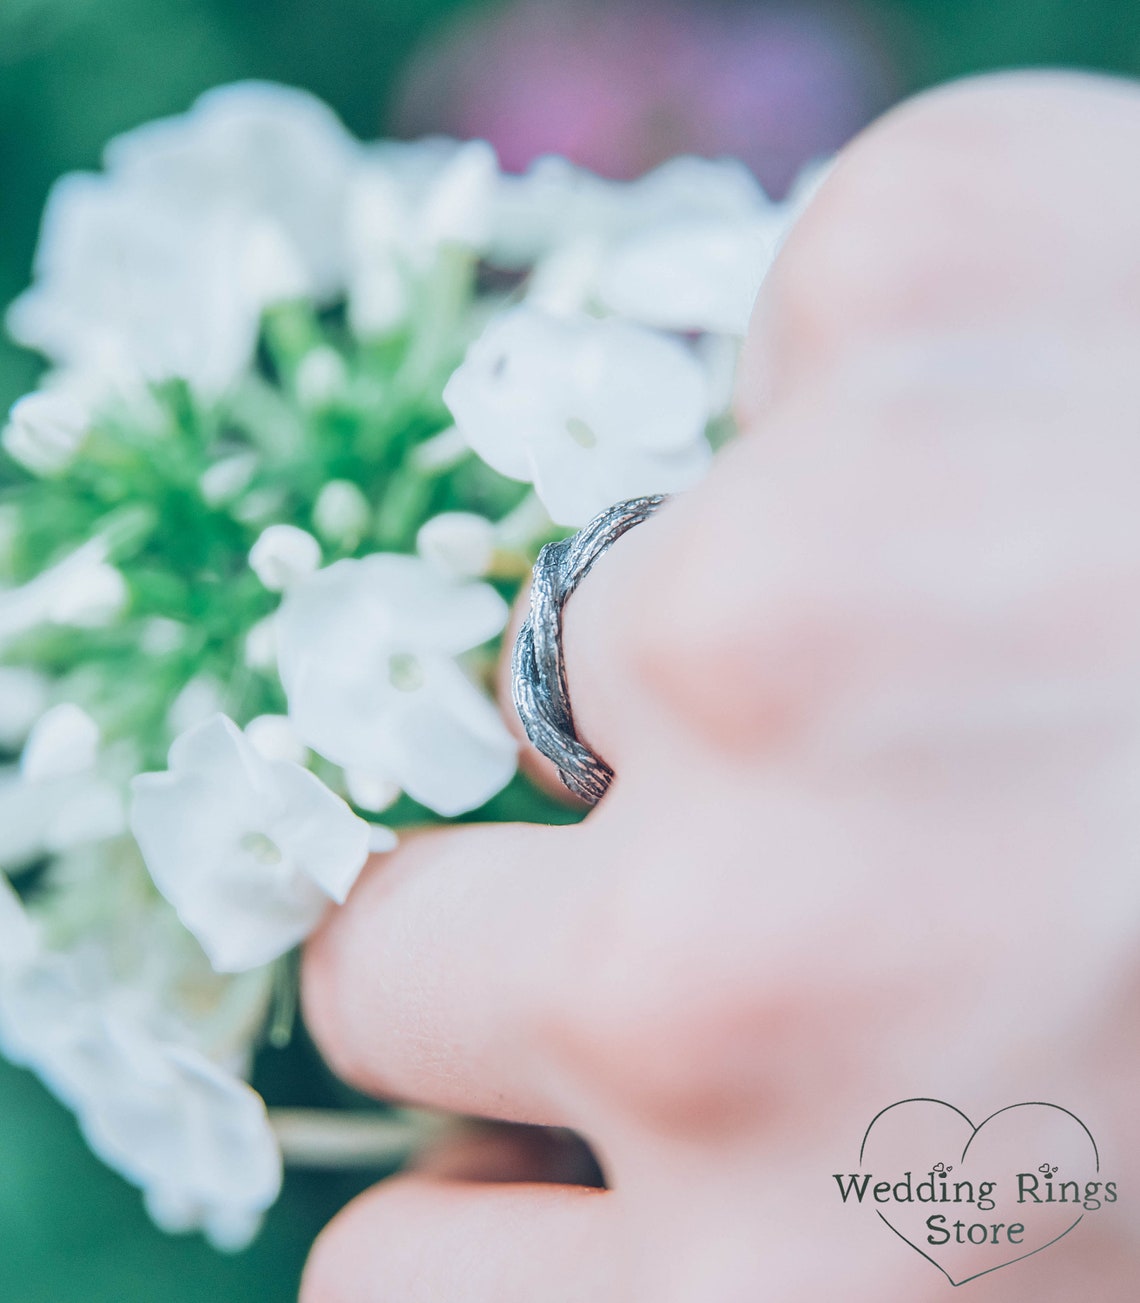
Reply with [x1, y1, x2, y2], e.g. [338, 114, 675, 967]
[443, 307, 570, 481]
[105, 80, 360, 301]
[266, 760, 372, 905]
[580, 320, 709, 455]
[131, 715, 369, 971]
[81, 1032, 282, 1248]
[598, 218, 777, 336]
[384, 658, 517, 816]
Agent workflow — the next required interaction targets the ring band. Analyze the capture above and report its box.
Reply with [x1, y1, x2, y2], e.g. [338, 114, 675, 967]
[511, 494, 667, 804]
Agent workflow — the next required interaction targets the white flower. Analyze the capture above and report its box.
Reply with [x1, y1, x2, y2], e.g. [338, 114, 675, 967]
[104, 81, 361, 302]
[596, 217, 777, 336]
[417, 511, 495, 579]
[248, 523, 321, 592]
[130, 714, 377, 972]
[346, 138, 497, 337]
[489, 154, 614, 267]
[85, 1035, 281, 1251]
[3, 390, 90, 475]
[0, 906, 281, 1250]
[7, 83, 361, 398]
[6, 175, 263, 400]
[491, 154, 785, 336]
[616, 154, 779, 236]
[444, 305, 712, 526]
[490, 153, 774, 266]
[276, 555, 516, 816]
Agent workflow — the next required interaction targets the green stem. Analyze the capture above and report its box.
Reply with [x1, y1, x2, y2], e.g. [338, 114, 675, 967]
[269, 1108, 450, 1169]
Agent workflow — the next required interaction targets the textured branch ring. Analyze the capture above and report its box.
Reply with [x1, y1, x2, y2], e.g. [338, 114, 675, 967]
[510, 494, 668, 804]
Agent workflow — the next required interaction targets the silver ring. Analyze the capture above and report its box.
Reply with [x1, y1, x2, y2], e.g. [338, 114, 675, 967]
[511, 495, 667, 804]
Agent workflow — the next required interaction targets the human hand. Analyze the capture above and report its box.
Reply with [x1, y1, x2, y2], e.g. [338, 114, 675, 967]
[301, 72, 1140, 1301]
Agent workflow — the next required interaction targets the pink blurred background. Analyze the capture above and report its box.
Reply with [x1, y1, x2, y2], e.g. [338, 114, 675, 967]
[393, 0, 897, 194]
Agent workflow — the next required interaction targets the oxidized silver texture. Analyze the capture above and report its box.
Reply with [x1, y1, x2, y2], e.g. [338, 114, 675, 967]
[511, 494, 667, 804]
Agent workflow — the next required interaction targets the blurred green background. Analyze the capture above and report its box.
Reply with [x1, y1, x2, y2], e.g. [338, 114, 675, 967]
[0, 1, 1137, 1299]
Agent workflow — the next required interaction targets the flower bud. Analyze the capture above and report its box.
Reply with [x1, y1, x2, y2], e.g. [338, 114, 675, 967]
[47, 561, 128, 627]
[200, 452, 258, 507]
[409, 424, 468, 472]
[295, 347, 347, 409]
[245, 714, 307, 766]
[344, 768, 400, 813]
[367, 823, 399, 854]
[139, 618, 187, 656]
[416, 511, 495, 579]
[249, 524, 321, 592]
[21, 703, 100, 781]
[3, 391, 89, 475]
[312, 480, 370, 548]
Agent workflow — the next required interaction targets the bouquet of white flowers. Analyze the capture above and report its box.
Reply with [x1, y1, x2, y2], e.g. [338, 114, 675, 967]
[0, 81, 799, 1248]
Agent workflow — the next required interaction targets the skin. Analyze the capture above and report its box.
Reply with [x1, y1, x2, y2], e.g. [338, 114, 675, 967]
[300, 72, 1140, 1301]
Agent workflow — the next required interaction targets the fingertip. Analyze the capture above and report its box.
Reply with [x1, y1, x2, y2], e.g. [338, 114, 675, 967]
[739, 69, 1140, 411]
[300, 873, 364, 1094]
[300, 821, 589, 1123]
[302, 1174, 610, 1303]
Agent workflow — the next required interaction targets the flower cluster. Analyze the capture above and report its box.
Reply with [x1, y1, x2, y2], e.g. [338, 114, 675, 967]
[0, 81, 796, 1246]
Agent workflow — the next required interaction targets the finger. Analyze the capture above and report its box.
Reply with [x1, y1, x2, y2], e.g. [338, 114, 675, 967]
[742, 69, 1140, 413]
[309, 74, 1140, 1144]
[301, 1176, 611, 1303]
[302, 821, 597, 1125]
[562, 73, 1140, 771]
[504, 74, 1140, 794]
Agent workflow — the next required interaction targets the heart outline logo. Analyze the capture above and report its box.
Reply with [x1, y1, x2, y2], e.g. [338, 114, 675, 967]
[858, 1098, 1100, 1287]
